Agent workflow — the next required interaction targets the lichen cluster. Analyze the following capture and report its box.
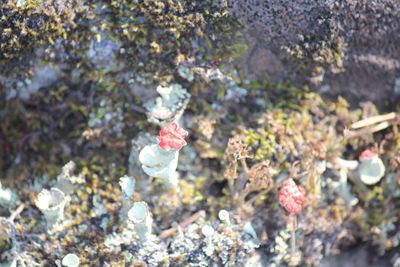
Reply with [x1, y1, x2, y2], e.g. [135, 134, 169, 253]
[1, 1, 400, 266]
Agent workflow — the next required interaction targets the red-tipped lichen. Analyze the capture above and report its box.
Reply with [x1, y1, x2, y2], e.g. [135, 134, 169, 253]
[359, 149, 377, 160]
[157, 122, 188, 151]
[278, 179, 306, 215]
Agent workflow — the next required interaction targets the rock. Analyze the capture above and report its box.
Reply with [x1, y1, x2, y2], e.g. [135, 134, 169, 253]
[229, 0, 400, 106]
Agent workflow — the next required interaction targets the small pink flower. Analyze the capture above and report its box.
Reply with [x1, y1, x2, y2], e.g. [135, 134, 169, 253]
[157, 122, 188, 151]
[359, 149, 377, 160]
[278, 179, 306, 215]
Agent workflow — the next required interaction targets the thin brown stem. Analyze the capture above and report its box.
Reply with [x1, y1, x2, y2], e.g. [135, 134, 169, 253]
[246, 187, 272, 205]
[159, 210, 206, 239]
[240, 158, 250, 174]
[228, 179, 235, 195]
[237, 184, 255, 207]
[291, 215, 297, 256]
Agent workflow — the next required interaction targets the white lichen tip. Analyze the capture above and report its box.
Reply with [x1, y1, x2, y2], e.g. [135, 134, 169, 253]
[335, 157, 359, 170]
[218, 210, 230, 225]
[139, 144, 179, 188]
[201, 225, 215, 237]
[62, 253, 80, 267]
[177, 66, 194, 82]
[358, 156, 386, 185]
[35, 187, 66, 226]
[0, 182, 15, 207]
[56, 161, 84, 195]
[127, 202, 153, 243]
[0, 260, 17, 267]
[339, 169, 359, 206]
[119, 175, 136, 199]
[144, 83, 190, 124]
[157, 85, 173, 101]
[243, 222, 258, 240]
[128, 202, 149, 224]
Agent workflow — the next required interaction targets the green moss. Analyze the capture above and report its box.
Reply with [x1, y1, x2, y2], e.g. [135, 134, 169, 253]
[0, 0, 88, 62]
[244, 75, 311, 111]
[0, 236, 11, 255]
[104, 0, 245, 74]
[243, 92, 358, 168]
[282, 31, 347, 78]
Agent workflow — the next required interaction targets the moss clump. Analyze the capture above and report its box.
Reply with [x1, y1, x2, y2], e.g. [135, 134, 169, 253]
[245, 75, 310, 111]
[283, 35, 346, 73]
[0, 236, 11, 255]
[106, 0, 245, 74]
[244, 93, 358, 167]
[0, 0, 88, 62]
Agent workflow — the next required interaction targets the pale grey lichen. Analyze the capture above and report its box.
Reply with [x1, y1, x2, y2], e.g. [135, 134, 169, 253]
[0, 218, 17, 267]
[139, 144, 179, 189]
[56, 161, 85, 195]
[338, 169, 359, 206]
[169, 221, 258, 266]
[88, 99, 125, 137]
[192, 67, 247, 102]
[218, 210, 231, 225]
[87, 32, 121, 71]
[0, 183, 19, 209]
[330, 158, 359, 206]
[269, 229, 291, 266]
[335, 158, 359, 170]
[243, 222, 258, 240]
[104, 232, 127, 252]
[128, 202, 153, 243]
[92, 195, 107, 218]
[61, 253, 80, 267]
[177, 66, 194, 82]
[4, 64, 62, 101]
[35, 188, 67, 228]
[128, 133, 154, 194]
[144, 84, 190, 125]
[358, 155, 385, 185]
[104, 226, 169, 266]
[15, 0, 26, 8]
[128, 238, 169, 267]
[119, 175, 136, 199]
[28, 176, 51, 193]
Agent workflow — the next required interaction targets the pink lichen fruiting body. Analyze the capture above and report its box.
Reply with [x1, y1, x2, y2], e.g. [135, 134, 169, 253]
[278, 179, 306, 215]
[359, 149, 377, 160]
[157, 122, 188, 151]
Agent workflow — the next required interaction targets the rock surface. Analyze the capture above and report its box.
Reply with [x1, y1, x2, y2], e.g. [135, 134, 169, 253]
[229, 0, 400, 106]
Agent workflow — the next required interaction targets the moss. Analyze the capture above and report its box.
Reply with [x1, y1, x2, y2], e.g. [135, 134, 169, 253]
[245, 75, 310, 111]
[243, 92, 363, 171]
[180, 176, 206, 207]
[282, 30, 347, 80]
[0, 236, 11, 255]
[0, 0, 88, 63]
[103, 0, 245, 75]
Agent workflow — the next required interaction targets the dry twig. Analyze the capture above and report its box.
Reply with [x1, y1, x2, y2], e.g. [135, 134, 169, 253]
[159, 210, 206, 239]
[344, 112, 398, 139]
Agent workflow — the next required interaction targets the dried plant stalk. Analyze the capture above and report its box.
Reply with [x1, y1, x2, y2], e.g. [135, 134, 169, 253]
[350, 112, 396, 129]
[345, 121, 393, 139]
[345, 112, 398, 139]
[159, 210, 206, 239]
[291, 215, 297, 255]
